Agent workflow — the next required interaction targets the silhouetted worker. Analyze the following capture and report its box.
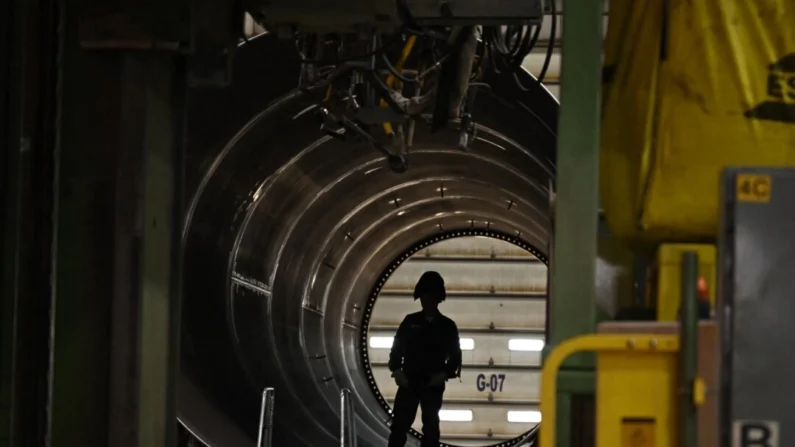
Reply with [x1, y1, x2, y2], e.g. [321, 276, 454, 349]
[387, 271, 462, 447]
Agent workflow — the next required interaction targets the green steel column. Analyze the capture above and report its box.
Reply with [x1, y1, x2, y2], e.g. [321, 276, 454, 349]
[133, 53, 186, 447]
[554, 392, 572, 447]
[50, 7, 186, 446]
[679, 251, 699, 447]
[544, 2, 605, 446]
[547, 0, 605, 360]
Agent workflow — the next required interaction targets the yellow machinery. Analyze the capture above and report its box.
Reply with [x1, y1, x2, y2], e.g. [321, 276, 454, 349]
[600, 0, 795, 243]
[541, 252, 711, 447]
[594, 334, 679, 446]
[539, 0, 795, 444]
[541, 334, 681, 447]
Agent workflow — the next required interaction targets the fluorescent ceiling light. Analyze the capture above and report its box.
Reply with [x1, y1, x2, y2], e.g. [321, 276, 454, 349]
[439, 409, 473, 422]
[459, 338, 475, 350]
[507, 410, 542, 423]
[369, 337, 475, 351]
[508, 338, 545, 352]
[369, 337, 394, 349]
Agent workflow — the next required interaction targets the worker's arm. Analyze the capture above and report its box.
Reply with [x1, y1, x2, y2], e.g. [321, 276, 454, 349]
[444, 321, 462, 379]
[388, 317, 409, 372]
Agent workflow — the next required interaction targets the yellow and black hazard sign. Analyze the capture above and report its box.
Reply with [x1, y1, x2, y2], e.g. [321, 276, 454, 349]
[736, 174, 772, 203]
[621, 418, 655, 447]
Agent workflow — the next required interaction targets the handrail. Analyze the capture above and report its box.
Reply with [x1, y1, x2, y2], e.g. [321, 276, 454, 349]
[257, 388, 275, 447]
[539, 334, 679, 447]
[340, 388, 357, 447]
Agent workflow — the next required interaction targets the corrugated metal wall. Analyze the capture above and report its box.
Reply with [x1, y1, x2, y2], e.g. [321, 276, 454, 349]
[367, 236, 547, 446]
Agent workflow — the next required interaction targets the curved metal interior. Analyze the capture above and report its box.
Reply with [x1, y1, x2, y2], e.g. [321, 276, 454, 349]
[178, 35, 559, 447]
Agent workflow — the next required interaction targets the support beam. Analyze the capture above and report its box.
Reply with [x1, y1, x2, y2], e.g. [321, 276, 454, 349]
[545, 2, 605, 446]
[0, 0, 26, 444]
[1, 0, 62, 444]
[49, 5, 186, 447]
[547, 0, 605, 366]
[679, 251, 699, 447]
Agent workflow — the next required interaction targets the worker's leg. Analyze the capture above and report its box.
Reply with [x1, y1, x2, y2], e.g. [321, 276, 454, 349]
[419, 387, 444, 447]
[388, 386, 420, 447]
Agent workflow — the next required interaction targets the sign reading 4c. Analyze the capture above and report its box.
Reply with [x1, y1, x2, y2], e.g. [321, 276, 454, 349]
[736, 174, 772, 203]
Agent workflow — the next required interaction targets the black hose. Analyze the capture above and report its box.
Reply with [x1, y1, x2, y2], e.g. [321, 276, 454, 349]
[483, 20, 537, 72]
[511, 0, 557, 92]
[535, 0, 557, 85]
[365, 69, 410, 113]
[478, 0, 557, 93]
[380, 51, 419, 84]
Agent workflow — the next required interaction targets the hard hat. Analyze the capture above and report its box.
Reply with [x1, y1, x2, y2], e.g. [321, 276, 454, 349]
[413, 271, 447, 302]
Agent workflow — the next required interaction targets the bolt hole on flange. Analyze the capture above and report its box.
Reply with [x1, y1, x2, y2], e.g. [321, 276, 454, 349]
[360, 230, 548, 447]
[178, 34, 558, 447]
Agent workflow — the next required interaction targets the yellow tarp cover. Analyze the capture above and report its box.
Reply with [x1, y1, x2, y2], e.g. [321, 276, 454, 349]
[601, 0, 795, 243]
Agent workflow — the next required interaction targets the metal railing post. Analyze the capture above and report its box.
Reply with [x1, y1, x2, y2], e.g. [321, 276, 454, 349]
[680, 251, 699, 447]
[340, 388, 357, 447]
[257, 388, 275, 447]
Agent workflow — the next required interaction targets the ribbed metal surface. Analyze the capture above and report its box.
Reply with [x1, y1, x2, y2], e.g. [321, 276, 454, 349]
[366, 237, 546, 445]
[384, 260, 546, 293]
[178, 35, 558, 447]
